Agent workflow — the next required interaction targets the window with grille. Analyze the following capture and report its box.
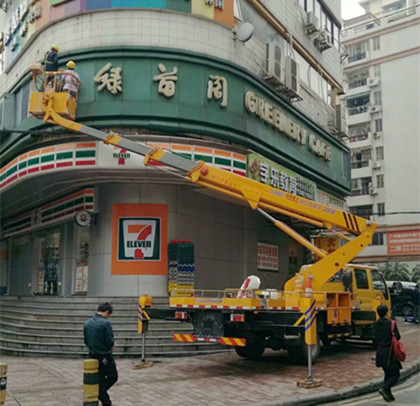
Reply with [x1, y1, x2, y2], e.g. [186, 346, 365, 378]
[377, 203, 385, 216]
[377, 174, 384, 188]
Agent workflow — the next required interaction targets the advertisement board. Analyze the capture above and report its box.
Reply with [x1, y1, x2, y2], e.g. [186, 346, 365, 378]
[387, 229, 420, 256]
[257, 242, 278, 271]
[111, 203, 168, 274]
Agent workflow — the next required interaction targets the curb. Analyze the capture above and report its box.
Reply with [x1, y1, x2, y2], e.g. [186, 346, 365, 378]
[252, 358, 420, 406]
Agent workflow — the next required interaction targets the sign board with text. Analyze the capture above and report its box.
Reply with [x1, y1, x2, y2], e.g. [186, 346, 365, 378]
[112, 204, 168, 275]
[387, 229, 420, 256]
[257, 242, 279, 271]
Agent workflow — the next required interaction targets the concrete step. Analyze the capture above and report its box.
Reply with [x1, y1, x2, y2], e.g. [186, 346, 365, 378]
[0, 345, 230, 358]
[0, 307, 141, 318]
[0, 321, 191, 336]
[0, 332, 197, 347]
[0, 296, 167, 304]
[0, 296, 214, 358]
[0, 336, 224, 355]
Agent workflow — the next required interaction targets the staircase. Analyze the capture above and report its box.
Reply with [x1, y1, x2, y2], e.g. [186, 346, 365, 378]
[0, 296, 227, 358]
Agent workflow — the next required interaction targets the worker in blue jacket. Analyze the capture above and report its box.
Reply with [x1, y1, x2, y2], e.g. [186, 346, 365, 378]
[84, 303, 118, 406]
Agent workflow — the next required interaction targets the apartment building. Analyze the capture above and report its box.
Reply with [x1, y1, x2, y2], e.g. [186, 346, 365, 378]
[342, 0, 420, 269]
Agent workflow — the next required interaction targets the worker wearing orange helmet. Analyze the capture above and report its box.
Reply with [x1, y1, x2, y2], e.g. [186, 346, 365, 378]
[63, 60, 81, 98]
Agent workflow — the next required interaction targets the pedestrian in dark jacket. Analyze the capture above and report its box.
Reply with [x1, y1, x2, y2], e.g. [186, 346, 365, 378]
[412, 284, 420, 323]
[374, 304, 401, 402]
[84, 303, 118, 406]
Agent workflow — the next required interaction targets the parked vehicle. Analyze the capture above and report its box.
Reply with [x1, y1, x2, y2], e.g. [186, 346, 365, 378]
[386, 281, 417, 317]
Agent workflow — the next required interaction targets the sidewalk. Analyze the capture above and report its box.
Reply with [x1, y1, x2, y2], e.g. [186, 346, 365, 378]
[1, 319, 419, 406]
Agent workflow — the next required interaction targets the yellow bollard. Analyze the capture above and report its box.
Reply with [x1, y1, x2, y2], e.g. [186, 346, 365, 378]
[83, 359, 99, 406]
[0, 363, 7, 406]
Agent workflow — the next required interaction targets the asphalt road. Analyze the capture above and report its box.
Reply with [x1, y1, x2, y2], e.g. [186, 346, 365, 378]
[324, 371, 420, 406]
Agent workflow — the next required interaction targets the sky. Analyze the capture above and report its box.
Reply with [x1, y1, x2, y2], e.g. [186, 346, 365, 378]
[341, 0, 366, 19]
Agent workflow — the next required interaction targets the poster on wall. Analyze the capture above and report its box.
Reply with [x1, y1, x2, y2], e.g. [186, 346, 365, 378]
[112, 204, 168, 275]
[257, 242, 278, 271]
[387, 229, 420, 256]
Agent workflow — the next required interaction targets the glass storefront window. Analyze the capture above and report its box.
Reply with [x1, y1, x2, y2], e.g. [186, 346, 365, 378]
[38, 232, 61, 295]
[74, 228, 90, 294]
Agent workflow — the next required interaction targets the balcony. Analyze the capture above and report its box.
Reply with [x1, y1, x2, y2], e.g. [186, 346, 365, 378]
[348, 132, 371, 148]
[348, 53, 367, 64]
[347, 193, 375, 208]
[348, 105, 369, 116]
[351, 161, 375, 179]
[351, 159, 370, 170]
[346, 84, 369, 97]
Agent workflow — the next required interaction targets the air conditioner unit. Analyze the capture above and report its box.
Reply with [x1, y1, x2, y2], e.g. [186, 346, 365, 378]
[335, 105, 347, 133]
[373, 131, 382, 138]
[314, 30, 333, 52]
[305, 12, 320, 34]
[367, 77, 380, 86]
[373, 161, 382, 169]
[266, 42, 282, 81]
[284, 56, 300, 94]
[369, 105, 382, 113]
[369, 187, 377, 195]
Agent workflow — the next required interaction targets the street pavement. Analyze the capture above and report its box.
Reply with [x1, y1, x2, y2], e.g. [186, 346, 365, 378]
[1, 319, 419, 406]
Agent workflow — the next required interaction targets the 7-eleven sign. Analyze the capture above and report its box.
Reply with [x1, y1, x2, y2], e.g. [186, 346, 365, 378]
[119, 218, 160, 260]
[112, 204, 168, 275]
[113, 148, 130, 165]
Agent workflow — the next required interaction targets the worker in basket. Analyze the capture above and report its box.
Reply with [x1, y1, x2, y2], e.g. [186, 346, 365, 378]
[62, 60, 81, 98]
[43, 45, 60, 88]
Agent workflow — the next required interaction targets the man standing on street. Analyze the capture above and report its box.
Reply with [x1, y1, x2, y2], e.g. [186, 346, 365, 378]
[84, 303, 118, 406]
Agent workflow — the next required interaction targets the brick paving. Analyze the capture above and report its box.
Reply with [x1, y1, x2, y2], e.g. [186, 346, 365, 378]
[1, 319, 419, 406]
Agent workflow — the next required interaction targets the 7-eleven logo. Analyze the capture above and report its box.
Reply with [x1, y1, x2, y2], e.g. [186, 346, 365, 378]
[118, 218, 161, 261]
[113, 148, 130, 165]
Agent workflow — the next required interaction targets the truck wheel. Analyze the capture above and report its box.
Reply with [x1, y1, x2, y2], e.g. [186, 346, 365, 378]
[234, 341, 265, 360]
[401, 304, 413, 317]
[320, 335, 333, 346]
[288, 336, 321, 365]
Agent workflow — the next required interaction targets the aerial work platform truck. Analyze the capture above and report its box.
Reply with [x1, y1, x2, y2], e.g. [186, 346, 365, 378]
[28, 67, 390, 364]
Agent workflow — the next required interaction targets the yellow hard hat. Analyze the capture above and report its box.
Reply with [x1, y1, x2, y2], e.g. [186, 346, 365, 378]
[51, 44, 59, 52]
[66, 60, 76, 69]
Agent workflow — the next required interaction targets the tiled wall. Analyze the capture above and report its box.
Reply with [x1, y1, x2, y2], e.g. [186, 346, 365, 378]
[0, 6, 339, 138]
[1, 9, 262, 93]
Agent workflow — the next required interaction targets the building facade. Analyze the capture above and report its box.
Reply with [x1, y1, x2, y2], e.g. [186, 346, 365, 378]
[342, 0, 420, 270]
[0, 0, 348, 297]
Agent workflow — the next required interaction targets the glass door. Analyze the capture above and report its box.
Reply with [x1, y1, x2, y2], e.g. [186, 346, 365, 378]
[39, 231, 61, 295]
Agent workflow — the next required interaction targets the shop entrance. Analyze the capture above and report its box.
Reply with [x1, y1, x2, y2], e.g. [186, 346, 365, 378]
[38, 231, 61, 295]
[10, 236, 32, 296]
